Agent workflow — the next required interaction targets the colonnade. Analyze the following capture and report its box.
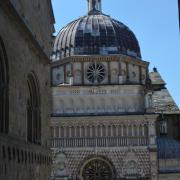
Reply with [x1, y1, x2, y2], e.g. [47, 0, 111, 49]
[51, 124, 149, 139]
[50, 123, 154, 148]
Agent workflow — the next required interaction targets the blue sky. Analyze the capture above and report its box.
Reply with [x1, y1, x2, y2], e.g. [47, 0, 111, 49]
[52, 0, 180, 108]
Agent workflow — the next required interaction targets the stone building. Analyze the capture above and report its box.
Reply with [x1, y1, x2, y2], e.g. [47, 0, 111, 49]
[0, 0, 54, 180]
[50, 0, 180, 180]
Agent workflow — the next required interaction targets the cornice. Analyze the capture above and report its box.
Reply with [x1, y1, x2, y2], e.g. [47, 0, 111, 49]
[51, 54, 149, 68]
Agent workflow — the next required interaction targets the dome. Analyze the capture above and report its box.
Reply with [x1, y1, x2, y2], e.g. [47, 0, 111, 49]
[52, 1, 141, 60]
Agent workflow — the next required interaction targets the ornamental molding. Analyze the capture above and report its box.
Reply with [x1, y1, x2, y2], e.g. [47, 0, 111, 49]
[52, 85, 145, 95]
[51, 54, 149, 68]
[51, 117, 152, 127]
[51, 147, 151, 179]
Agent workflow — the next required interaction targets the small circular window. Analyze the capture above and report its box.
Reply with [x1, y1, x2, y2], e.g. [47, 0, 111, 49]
[86, 63, 106, 83]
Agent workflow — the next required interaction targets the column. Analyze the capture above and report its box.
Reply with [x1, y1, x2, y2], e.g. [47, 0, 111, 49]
[59, 127, 61, 138]
[64, 126, 66, 138]
[148, 121, 156, 145]
[147, 117, 158, 180]
[132, 125, 134, 136]
[80, 126, 82, 137]
[100, 125, 103, 137]
[127, 125, 129, 145]
[137, 124, 140, 145]
[106, 125, 108, 147]
[53, 127, 56, 138]
[121, 126, 124, 146]
[75, 126, 77, 137]
[122, 126, 124, 137]
[95, 126, 98, 147]
[90, 126, 92, 137]
[111, 125, 113, 137]
[85, 126, 87, 147]
[116, 126, 118, 136]
[142, 125, 145, 137]
[116, 126, 118, 146]
[70, 127, 72, 138]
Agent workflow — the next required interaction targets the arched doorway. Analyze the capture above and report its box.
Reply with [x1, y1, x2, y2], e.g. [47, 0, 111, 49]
[0, 37, 9, 133]
[80, 156, 115, 180]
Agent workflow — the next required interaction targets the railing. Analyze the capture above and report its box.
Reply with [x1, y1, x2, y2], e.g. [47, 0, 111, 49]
[51, 136, 149, 148]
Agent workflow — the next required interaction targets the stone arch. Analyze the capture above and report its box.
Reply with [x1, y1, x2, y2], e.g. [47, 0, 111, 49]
[102, 125, 106, 136]
[144, 124, 148, 137]
[122, 150, 144, 179]
[122, 160, 142, 179]
[52, 152, 69, 179]
[79, 155, 117, 180]
[133, 124, 138, 137]
[0, 37, 9, 133]
[27, 72, 41, 144]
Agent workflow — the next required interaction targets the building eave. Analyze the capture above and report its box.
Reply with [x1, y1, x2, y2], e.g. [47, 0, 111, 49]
[0, 0, 51, 64]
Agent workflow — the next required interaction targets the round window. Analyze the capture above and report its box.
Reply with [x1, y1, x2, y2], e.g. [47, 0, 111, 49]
[86, 63, 106, 83]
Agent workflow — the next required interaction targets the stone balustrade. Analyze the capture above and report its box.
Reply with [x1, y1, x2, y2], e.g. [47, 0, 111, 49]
[51, 136, 149, 148]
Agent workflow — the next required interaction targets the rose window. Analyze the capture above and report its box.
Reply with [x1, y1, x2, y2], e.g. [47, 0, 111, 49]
[86, 63, 105, 83]
[82, 159, 113, 180]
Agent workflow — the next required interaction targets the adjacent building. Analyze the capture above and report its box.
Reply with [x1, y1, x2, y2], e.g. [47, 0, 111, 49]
[0, 0, 55, 179]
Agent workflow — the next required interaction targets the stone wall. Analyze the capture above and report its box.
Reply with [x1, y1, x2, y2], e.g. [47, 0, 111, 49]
[0, 1, 54, 179]
[0, 2, 51, 146]
[52, 85, 146, 116]
[9, 0, 55, 56]
[0, 134, 51, 180]
[51, 55, 148, 86]
[51, 147, 153, 180]
[50, 115, 158, 179]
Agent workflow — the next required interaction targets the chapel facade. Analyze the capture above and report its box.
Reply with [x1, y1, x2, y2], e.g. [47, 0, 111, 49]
[50, 1, 180, 180]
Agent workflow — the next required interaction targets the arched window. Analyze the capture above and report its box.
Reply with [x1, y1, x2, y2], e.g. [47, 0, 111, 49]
[0, 37, 9, 133]
[27, 72, 41, 144]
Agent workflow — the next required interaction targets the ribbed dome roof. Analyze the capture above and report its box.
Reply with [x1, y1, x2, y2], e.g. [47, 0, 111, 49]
[52, 3, 141, 60]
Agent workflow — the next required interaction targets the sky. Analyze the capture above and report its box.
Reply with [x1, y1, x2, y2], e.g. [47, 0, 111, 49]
[52, 0, 180, 108]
